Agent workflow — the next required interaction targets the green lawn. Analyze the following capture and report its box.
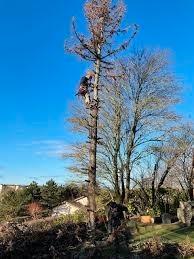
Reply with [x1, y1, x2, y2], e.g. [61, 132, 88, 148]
[78, 224, 194, 258]
[133, 223, 194, 243]
[100, 224, 194, 258]
[163, 225, 194, 243]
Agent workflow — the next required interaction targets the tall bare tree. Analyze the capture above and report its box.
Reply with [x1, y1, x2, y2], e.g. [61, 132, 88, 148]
[65, 0, 137, 227]
[98, 49, 180, 202]
[66, 49, 181, 207]
[132, 124, 194, 211]
[98, 72, 124, 201]
[172, 124, 194, 200]
[121, 49, 180, 200]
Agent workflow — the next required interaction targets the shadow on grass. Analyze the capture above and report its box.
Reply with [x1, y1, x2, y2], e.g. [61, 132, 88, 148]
[130, 224, 194, 259]
[162, 225, 194, 243]
[133, 223, 194, 243]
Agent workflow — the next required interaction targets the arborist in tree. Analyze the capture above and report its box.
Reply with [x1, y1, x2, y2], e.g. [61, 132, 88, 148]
[76, 71, 95, 106]
[106, 201, 129, 235]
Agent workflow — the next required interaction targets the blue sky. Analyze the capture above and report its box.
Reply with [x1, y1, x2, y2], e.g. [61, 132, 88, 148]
[0, 0, 193, 185]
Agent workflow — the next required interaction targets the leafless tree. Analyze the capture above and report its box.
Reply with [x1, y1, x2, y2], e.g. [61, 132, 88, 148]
[98, 49, 180, 202]
[65, 0, 137, 227]
[132, 124, 194, 210]
[172, 124, 194, 200]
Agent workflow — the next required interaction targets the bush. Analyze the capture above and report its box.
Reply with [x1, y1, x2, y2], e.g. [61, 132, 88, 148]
[62, 183, 84, 201]
[96, 188, 112, 208]
[178, 236, 194, 257]
[142, 236, 164, 257]
[26, 202, 43, 219]
[126, 201, 136, 215]
[0, 220, 88, 258]
[0, 190, 26, 221]
[41, 180, 85, 209]
[22, 181, 42, 203]
[0, 181, 88, 222]
[140, 236, 194, 258]
[53, 212, 86, 225]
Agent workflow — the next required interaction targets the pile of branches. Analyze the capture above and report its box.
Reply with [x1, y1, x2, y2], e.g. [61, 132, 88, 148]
[0, 220, 132, 258]
[1, 221, 193, 258]
[133, 236, 194, 258]
[0, 221, 88, 258]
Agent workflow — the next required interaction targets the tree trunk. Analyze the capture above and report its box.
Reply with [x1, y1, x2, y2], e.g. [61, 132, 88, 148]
[151, 159, 160, 208]
[189, 184, 193, 201]
[151, 179, 156, 208]
[113, 166, 121, 201]
[125, 164, 131, 201]
[190, 150, 194, 201]
[88, 58, 100, 229]
[125, 123, 137, 201]
[112, 84, 122, 202]
[120, 170, 125, 204]
[157, 166, 171, 190]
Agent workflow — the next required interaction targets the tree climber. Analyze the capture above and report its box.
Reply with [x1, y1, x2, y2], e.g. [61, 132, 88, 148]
[76, 71, 95, 106]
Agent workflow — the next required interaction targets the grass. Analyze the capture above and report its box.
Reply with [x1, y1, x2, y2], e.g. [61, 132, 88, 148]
[90, 223, 194, 258]
[163, 225, 194, 243]
[133, 222, 194, 244]
[96, 224, 194, 258]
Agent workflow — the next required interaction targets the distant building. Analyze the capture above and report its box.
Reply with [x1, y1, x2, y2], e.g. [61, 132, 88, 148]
[0, 184, 27, 194]
[52, 196, 88, 217]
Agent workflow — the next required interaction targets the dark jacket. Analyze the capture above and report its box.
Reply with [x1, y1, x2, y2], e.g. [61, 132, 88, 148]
[106, 202, 128, 233]
[76, 76, 91, 96]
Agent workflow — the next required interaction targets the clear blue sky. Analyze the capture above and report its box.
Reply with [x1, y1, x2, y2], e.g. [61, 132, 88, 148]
[0, 0, 193, 185]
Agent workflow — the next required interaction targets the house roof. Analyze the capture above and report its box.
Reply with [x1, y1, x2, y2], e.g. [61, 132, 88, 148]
[53, 196, 88, 212]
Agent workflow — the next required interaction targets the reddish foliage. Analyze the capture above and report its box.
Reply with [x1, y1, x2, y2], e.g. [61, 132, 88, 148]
[27, 202, 43, 219]
[95, 214, 107, 224]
